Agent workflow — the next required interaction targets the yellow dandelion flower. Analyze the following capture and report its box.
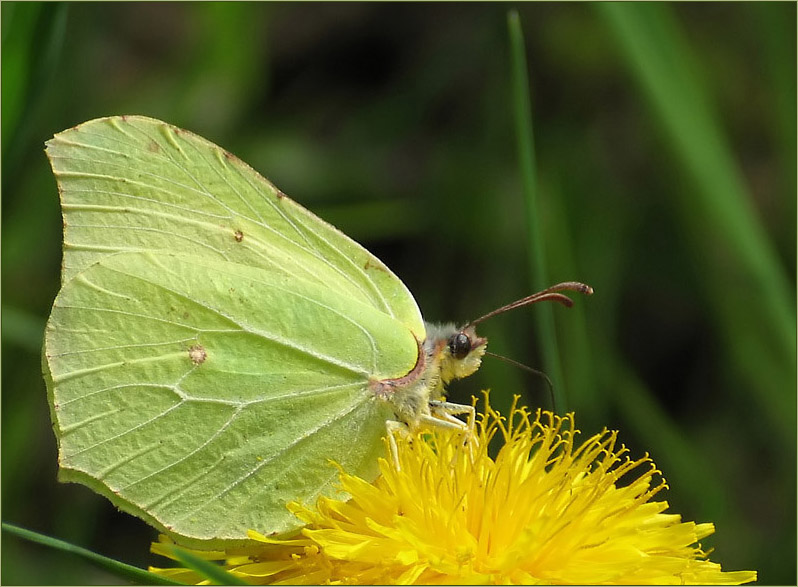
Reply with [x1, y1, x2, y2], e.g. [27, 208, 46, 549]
[150, 395, 757, 585]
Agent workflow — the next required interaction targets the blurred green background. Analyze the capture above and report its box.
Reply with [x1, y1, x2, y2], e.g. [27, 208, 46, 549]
[2, 2, 795, 584]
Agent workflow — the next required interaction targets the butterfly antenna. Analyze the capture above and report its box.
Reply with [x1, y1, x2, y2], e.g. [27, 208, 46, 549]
[465, 281, 593, 329]
[484, 351, 557, 412]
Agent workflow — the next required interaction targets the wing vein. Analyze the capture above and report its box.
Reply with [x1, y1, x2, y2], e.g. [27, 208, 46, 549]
[174, 399, 367, 527]
[63, 402, 183, 459]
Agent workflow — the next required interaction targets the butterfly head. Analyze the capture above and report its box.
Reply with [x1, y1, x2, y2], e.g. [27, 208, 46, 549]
[425, 324, 488, 385]
[444, 325, 488, 383]
[427, 282, 594, 389]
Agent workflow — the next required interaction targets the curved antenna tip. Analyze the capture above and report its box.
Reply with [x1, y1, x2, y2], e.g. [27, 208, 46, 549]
[466, 281, 594, 328]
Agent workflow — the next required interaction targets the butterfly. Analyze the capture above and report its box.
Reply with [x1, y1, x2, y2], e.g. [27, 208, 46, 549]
[44, 116, 591, 547]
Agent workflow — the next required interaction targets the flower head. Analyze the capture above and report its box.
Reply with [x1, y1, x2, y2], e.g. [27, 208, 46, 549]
[151, 395, 757, 584]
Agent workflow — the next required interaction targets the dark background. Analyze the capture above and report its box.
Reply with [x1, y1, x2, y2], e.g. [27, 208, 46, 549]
[2, 3, 795, 584]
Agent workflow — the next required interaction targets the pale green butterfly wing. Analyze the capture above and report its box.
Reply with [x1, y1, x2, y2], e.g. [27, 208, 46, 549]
[45, 115, 424, 339]
[44, 116, 428, 546]
[45, 251, 418, 547]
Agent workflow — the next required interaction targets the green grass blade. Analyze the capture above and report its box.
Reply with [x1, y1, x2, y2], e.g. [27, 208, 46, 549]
[1, 522, 183, 585]
[603, 358, 729, 521]
[507, 10, 567, 412]
[1, 304, 45, 354]
[1, 2, 41, 151]
[597, 3, 796, 442]
[541, 180, 604, 425]
[1, 2, 67, 169]
[170, 547, 250, 586]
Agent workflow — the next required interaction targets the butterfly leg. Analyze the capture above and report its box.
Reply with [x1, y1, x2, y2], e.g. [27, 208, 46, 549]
[386, 403, 476, 471]
[428, 400, 476, 463]
[418, 411, 468, 431]
[429, 400, 475, 433]
[385, 419, 407, 471]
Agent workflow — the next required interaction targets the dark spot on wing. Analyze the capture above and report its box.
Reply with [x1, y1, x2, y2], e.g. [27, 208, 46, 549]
[189, 345, 207, 365]
[364, 259, 387, 272]
[234, 230, 244, 242]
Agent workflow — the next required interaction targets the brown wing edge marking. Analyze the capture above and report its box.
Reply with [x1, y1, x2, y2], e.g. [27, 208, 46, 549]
[368, 337, 425, 401]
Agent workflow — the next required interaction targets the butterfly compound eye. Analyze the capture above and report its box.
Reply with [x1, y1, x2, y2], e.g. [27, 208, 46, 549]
[448, 332, 472, 360]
